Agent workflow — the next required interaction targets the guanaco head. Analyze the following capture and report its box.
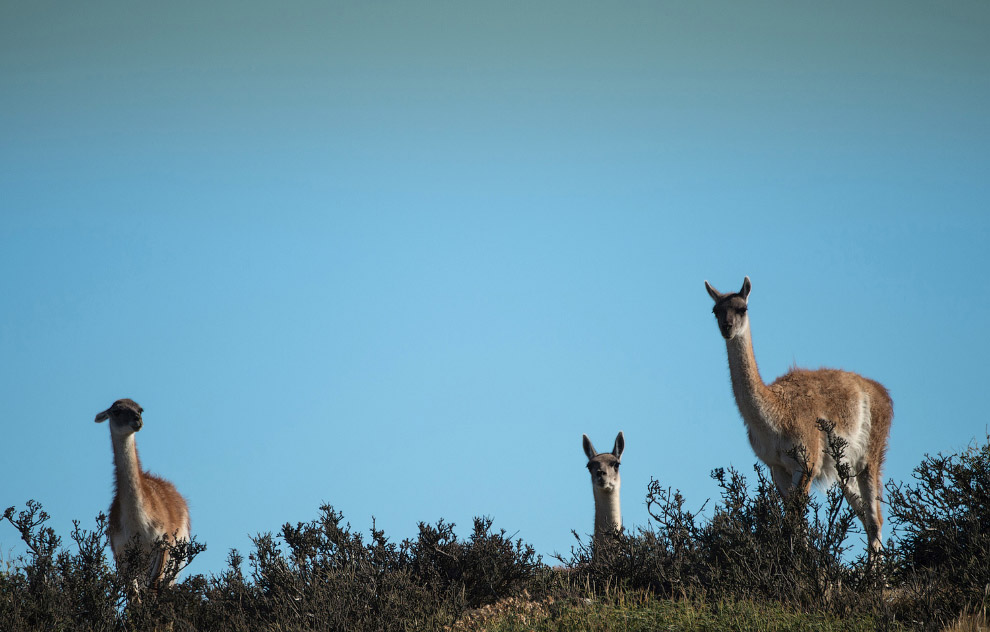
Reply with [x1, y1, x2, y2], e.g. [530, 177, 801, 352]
[705, 276, 751, 340]
[95, 398, 144, 435]
[583, 432, 624, 492]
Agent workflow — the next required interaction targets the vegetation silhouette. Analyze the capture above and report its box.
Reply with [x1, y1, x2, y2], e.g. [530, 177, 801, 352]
[2, 434, 988, 631]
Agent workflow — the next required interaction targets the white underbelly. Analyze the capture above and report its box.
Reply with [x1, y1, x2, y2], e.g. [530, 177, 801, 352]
[745, 393, 873, 485]
[111, 507, 188, 558]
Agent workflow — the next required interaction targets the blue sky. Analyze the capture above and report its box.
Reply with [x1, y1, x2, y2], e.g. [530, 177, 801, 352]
[2, 2, 988, 574]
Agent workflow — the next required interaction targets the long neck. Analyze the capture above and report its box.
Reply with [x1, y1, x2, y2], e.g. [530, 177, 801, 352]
[592, 485, 621, 541]
[725, 327, 781, 433]
[111, 433, 145, 515]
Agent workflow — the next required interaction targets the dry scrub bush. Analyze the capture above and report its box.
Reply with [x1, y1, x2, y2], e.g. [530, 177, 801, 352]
[557, 422, 893, 622]
[885, 435, 990, 628]
[1, 502, 540, 632]
[4, 431, 990, 631]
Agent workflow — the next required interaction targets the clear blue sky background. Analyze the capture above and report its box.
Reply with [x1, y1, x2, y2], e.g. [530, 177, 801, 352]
[3, 2, 988, 575]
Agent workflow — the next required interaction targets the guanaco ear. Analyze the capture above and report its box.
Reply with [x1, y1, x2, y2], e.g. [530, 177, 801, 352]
[739, 276, 751, 301]
[704, 280, 722, 302]
[94, 409, 110, 423]
[582, 434, 597, 460]
[612, 431, 625, 460]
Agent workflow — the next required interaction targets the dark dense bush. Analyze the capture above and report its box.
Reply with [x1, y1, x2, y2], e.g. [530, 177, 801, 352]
[1, 501, 121, 631]
[886, 435, 990, 627]
[3, 433, 988, 631]
[0, 503, 540, 631]
[0, 500, 207, 632]
[232, 508, 541, 630]
[557, 423, 896, 624]
[561, 465, 886, 611]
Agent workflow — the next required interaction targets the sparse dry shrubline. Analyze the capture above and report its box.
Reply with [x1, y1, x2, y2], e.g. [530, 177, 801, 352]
[582, 432, 624, 545]
[705, 277, 893, 555]
[94, 398, 191, 586]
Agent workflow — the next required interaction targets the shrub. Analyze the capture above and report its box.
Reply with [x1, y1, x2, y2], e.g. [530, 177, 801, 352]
[411, 516, 543, 609]
[1, 502, 542, 632]
[1, 500, 207, 632]
[1, 501, 121, 631]
[886, 434, 990, 627]
[5, 431, 990, 630]
[558, 422, 891, 621]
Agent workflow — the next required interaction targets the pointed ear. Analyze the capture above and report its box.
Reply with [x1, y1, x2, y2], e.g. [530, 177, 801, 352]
[705, 280, 722, 303]
[95, 409, 110, 423]
[739, 276, 751, 301]
[612, 431, 625, 460]
[583, 434, 597, 460]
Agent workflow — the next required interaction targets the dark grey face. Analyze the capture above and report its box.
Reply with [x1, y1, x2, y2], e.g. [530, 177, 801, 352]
[94, 398, 144, 432]
[587, 454, 620, 490]
[705, 277, 751, 340]
[712, 295, 749, 340]
[582, 432, 624, 492]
